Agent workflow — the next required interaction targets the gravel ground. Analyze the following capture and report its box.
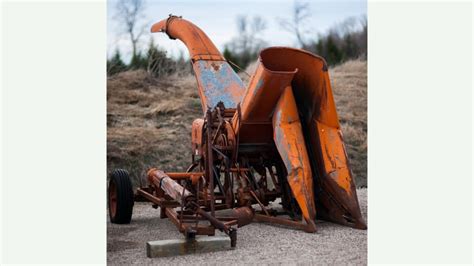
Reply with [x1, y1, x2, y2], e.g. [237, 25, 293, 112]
[107, 188, 367, 265]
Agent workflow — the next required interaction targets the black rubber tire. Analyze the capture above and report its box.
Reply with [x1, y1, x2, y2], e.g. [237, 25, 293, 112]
[108, 169, 134, 224]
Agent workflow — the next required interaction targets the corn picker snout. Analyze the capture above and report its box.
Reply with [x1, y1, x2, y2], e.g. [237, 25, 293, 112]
[108, 15, 366, 248]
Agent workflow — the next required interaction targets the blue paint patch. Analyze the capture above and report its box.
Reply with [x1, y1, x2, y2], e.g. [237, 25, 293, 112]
[252, 78, 264, 98]
[195, 61, 245, 108]
[274, 109, 282, 124]
[256, 78, 264, 90]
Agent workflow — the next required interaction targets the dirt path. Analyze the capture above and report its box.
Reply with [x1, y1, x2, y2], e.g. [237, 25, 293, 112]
[107, 189, 367, 265]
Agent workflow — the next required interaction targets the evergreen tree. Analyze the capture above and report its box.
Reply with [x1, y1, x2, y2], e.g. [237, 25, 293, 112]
[107, 49, 127, 76]
[325, 36, 343, 66]
[314, 39, 324, 56]
[223, 46, 241, 72]
[146, 38, 174, 77]
[343, 34, 359, 60]
[129, 51, 148, 70]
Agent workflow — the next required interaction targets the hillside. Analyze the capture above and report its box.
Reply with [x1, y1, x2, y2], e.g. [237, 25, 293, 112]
[329, 59, 367, 187]
[107, 59, 367, 187]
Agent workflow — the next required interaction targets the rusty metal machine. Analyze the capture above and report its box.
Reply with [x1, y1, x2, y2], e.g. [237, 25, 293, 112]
[108, 15, 367, 248]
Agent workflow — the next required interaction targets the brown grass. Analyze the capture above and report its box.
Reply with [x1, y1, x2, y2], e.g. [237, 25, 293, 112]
[107, 70, 200, 186]
[330, 59, 367, 187]
[107, 59, 367, 187]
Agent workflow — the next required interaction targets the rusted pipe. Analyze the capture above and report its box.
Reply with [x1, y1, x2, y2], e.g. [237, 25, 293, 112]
[151, 15, 223, 61]
[147, 168, 195, 205]
[165, 172, 203, 178]
[164, 172, 202, 184]
[137, 188, 164, 205]
[164, 169, 247, 179]
[195, 207, 229, 234]
[228, 207, 254, 227]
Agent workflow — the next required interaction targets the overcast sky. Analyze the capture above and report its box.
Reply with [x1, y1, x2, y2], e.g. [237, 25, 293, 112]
[107, 0, 367, 62]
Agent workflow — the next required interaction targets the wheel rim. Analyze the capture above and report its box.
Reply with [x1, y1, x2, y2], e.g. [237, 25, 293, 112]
[109, 180, 117, 218]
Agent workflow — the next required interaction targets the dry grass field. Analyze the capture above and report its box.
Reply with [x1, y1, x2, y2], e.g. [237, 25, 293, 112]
[107, 59, 367, 187]
[330, 59, 367, 187]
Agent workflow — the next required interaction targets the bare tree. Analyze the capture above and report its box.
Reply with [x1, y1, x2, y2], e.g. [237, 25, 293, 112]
[232, 15, 267, 56]
[277, 0, 311, 48]
[223, 15, 268, 70]
[115, 0, 147, 60]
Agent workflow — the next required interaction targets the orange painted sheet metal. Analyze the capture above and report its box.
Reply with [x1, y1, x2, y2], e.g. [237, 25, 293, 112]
[259, 47, 366, 229]
[151, 16, 246, 112]
[259, 47, 339, 128]
[273, 86, 317, 233]
[239, 62, 297, 122]
[310, 120, 366, 229]
[232, 60, 297, 143]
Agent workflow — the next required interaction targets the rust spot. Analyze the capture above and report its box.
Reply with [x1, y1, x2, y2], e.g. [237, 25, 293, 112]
[211, 63, 220, 71]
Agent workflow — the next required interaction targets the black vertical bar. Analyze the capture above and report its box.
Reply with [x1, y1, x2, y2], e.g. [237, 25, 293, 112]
[206, 109, 215, 217]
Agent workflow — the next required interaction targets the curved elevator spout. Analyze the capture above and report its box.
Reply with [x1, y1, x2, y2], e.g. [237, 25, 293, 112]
[151, 15, 224, 61]
[151, 16, 246, 112]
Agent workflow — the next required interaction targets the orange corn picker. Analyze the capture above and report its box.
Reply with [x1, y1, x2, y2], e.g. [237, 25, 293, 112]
[108, 15, 366, 248]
